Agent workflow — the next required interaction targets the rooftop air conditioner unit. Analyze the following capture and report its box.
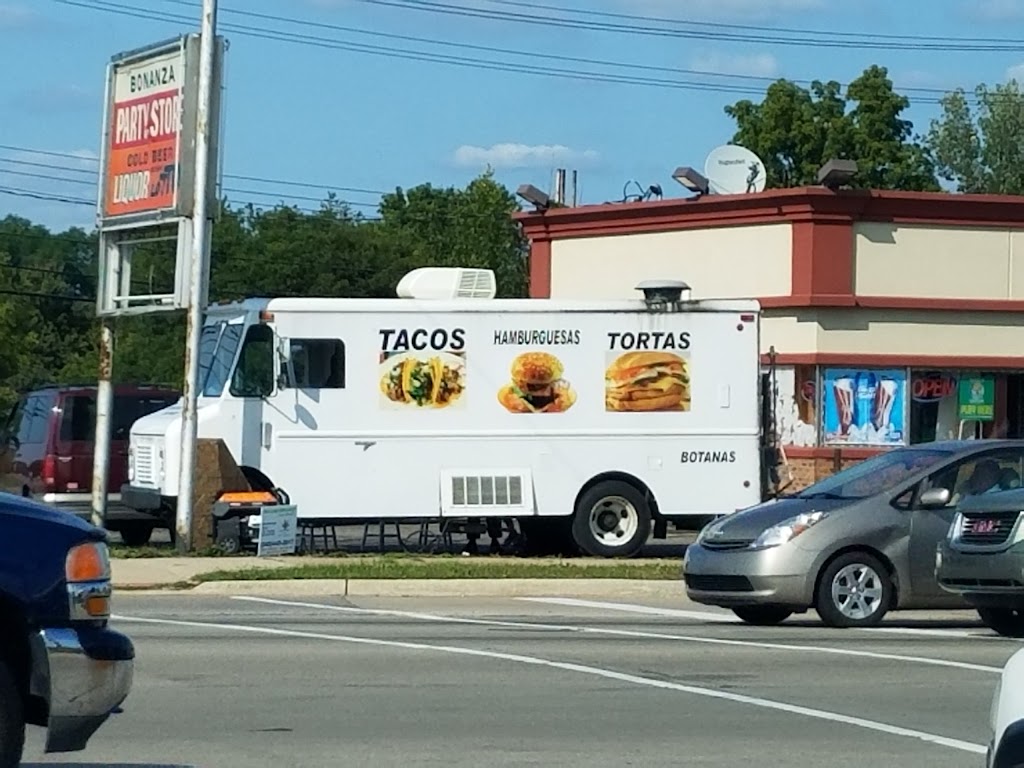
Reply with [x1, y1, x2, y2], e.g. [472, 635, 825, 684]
[396, 267, 497, 300]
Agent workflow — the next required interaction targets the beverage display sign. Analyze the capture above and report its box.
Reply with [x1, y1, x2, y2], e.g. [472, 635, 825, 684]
[958, 376, 995, 422]
[823, 368, 907, 446]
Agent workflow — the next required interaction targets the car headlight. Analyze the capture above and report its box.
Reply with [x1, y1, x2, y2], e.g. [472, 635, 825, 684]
[750, 511, 828, 550]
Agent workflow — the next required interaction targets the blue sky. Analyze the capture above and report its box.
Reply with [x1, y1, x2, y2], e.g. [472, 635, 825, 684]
[2, 0, 1024, 231]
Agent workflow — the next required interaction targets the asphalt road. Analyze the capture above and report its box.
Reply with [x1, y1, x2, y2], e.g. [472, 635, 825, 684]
[23, 593, 1022, 767]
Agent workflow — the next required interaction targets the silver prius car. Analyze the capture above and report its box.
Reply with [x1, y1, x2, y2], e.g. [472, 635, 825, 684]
[683, 439, 1024, 628]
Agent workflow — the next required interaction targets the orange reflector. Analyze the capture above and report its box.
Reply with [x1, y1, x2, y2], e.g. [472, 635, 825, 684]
[66, 542, 110, 583]
[219, 491, 276, 504]
[85, 595, 110, 617]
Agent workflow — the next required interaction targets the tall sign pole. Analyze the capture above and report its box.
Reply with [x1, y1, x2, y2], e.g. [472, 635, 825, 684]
[93, 14, 224, 548]
[176, 0, 220, 552]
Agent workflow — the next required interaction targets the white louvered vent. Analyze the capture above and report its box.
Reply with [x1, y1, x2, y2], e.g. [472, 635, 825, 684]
[396, 267, 497, 300]
[440, 469, 534, 515]
[455, 268, 497, 299]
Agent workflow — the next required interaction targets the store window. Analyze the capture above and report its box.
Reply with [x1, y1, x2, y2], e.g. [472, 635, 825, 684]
[821, 367, 907, 447]
[766, 364, 818, 447]
[909, 371, 960, 444]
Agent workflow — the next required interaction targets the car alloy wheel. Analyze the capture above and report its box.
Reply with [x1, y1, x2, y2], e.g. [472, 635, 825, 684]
[816, 551, 892, 628]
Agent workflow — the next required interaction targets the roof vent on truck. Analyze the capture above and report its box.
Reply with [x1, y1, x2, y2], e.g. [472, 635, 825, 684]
[396, 267, 497, 300]
[635, 279, 691, 311]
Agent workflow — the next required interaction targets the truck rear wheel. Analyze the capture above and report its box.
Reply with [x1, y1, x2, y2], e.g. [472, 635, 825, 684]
[0, 661, 25, 768]
[572, 480, 651, 558]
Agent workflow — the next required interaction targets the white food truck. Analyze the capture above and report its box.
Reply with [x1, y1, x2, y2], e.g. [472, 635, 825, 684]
[122, 267, 763, 557]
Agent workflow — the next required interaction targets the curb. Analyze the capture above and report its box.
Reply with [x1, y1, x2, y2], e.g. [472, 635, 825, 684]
[123, 578, 686, 599]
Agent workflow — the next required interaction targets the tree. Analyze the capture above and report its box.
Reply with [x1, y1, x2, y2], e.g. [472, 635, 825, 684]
[724, 65, 938, 191]
[927, 80, 1024, 195]
[0, 171, 529, 408]
[378, 169, 528, 298]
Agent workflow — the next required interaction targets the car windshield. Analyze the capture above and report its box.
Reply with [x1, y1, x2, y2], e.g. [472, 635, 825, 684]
[795, 447, 953, 500]
[197, 320, 245, 398]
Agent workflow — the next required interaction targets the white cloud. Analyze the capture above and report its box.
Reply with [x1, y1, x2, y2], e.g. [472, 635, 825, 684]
[689, 50, 780, 78]
[966, 0, 1024, 20]
[452, 142, 600, 170]
[1007, 63, 1024, 84]
[624, 0, 824, 22]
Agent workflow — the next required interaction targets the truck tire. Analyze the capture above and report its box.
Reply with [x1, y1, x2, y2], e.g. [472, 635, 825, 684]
[0, 661, 25, 768]
[572, 480, 651, 558]
[977, 607, 1024, 638]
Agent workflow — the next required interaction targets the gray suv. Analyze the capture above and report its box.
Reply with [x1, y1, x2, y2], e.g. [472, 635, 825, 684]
[936, 484, 1024, 638]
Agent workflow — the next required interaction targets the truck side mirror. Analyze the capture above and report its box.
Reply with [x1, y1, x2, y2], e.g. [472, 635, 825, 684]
[918, 487, 951, 509]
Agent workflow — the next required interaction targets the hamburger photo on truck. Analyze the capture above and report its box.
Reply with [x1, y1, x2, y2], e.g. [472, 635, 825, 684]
[121, 268, 764, 559]
[605, 350, 691, 412]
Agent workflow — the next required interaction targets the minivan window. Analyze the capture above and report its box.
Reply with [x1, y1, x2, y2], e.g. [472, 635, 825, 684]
[796, 447, 952, 500]
[59, 393, 179, 442]
[24, 396, 48, 444]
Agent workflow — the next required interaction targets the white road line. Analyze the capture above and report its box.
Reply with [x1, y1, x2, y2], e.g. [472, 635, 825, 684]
[230, 595, 1001, 674]
[518, 597, 1006, 640]
[113, 613, 987, 756]
[520, 597, 740, 623]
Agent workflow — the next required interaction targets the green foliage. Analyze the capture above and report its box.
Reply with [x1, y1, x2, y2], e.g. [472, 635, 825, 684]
[725, 65, 938, 191]
[928, 80, 1024, 194]
[0, 172, 527, 414]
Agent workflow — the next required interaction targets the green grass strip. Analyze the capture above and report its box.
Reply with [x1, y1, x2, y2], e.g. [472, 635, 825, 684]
[195, 558, 682, 582]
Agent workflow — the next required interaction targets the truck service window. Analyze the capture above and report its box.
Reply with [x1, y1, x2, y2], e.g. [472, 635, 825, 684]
[230, 324, 275, 398]
[287, 339, 345, 389]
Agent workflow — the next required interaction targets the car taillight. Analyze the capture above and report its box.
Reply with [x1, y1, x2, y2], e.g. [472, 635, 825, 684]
[42, 453, 56, 488]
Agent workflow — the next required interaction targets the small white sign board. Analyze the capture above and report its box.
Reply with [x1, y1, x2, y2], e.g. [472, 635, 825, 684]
[256, 505, 298, 557]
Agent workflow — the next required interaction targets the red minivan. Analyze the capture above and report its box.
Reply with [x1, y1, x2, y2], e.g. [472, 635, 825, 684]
[0, 384, 180, 545]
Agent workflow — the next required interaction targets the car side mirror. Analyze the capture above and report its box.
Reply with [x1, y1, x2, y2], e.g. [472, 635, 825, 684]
[919, 487, 951, 509]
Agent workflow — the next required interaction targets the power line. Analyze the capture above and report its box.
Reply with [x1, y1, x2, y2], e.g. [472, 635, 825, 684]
[62, 0, 993, 106]
[0, 161, 382, 210]
[466, 0, 1024, 45]
[0, 143, 389, 197]
[152, 0, 970, 95]
[343, 0, 1024, 52]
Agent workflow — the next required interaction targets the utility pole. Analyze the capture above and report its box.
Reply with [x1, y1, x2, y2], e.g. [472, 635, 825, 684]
[90, 319, 114, 529]
[176, 0, 218, 553]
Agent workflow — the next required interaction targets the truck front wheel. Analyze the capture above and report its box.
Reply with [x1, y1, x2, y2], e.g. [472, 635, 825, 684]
[572, 480, 651, 558]
[0, 660, 25, 768]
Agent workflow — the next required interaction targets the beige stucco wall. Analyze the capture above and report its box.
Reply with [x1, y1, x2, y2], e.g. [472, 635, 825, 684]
[854, 223, 1024, 299]
[765, 308, 1024, 359]
[549, 224, 792, 300]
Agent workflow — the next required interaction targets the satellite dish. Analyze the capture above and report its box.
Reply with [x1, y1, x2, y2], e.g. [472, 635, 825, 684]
[703, 144, 768, 195]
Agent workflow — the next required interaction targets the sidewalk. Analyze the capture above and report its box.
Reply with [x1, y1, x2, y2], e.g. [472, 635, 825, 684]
[111, 556, 314, 589]
[109, 556, 686, 599]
